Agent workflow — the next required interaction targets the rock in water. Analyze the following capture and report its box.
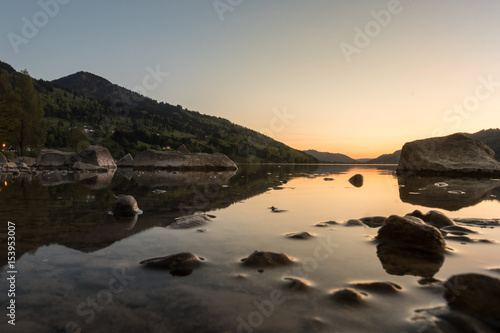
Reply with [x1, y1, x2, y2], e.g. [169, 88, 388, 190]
[349, 281, 402, 294]
[377, 215, 446, 253]
[79, 145, 117, 169]
[241, 251, 294, 268]
[329, 288, 367, 306]
[169, 214, 211, 229]
[112, 195, 142, 217]
[36, 149, 81, 169]
[397, 133, 500, 177]
[140, 252, 203, 276]
[407, 210, 456, 228]
[443, 274, 500, 325]
[348, 174, 364, 187]
[286, 232, 314, 240]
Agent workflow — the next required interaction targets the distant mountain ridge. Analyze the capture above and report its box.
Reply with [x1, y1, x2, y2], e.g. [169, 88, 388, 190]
[303, 150, 358, 163]
[366, 150, 401, 164]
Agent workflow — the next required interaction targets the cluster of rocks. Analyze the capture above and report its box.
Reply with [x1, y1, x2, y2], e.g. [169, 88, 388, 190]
[1, 144, 238, 174]
[0, 145, 116, 174]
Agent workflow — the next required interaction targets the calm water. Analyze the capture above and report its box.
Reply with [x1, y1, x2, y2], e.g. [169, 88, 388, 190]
[1, 165, 499, 333]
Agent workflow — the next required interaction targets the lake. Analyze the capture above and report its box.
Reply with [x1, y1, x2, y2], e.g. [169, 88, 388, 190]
[1, 164, 499, 332]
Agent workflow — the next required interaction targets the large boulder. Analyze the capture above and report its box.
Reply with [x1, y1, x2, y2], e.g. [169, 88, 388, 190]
[79, 145, 116, 169]
[36, 149, 81, 169]
[377, 215, 446, 253]
[116, 153, 134, 167]
[132, 149, 237, 171]
[397, 133, 500, 177]
[444, 274, 500, 325]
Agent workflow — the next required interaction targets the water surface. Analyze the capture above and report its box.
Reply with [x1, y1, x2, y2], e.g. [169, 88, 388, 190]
[1, 165, 499, 332]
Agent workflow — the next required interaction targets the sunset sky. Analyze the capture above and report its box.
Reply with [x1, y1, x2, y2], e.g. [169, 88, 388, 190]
[1, 0, 500, 158]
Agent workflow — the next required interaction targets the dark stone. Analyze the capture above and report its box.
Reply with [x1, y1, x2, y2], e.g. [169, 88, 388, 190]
[140, 252, 204, 276]
[323, 178, 334, 181]
[345, 219, 365, 227]
[283, 277, 312, 292]
[348, 174, 364, 187]
[286, 232, 314, 240]
[377, 215, 446, 253]
[329, 288, 367, 306]
[443, 274, 500, 325]
[241, 251, 294, 268]
[359, 216, 386, 228]
[112, 195, 142, 217]
[441, 225, 477, 235]
[350, 281, 402, 294]
[315, 221, 337, 227]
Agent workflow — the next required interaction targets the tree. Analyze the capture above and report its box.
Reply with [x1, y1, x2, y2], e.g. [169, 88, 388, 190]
[8, 70, 47, 156]
[0, 72, 20, 146]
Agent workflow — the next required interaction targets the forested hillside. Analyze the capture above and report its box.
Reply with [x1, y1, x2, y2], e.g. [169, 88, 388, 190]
[0, 61, 316, 163]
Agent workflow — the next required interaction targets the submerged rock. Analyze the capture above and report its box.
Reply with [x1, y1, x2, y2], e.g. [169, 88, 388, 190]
[315, 221, 337, 227]
[345, 219, 365, 227]
[111, 195, 142, 217]
[377, 243, 444, 278]
[443, 274, 500, 325]
[286, 232, 314, 240]
[407, 210, 455, 228]
[359, 216, 386, 228]
[441, 225, 477, 235]
[283, 277, 312, 292]
[377, 215, 446, 253]
[140, 252, 204, 276]
[349, 281, 402, 294]
[169, 214, 211, 229]
[348, 174, 364, 187]
[397, 133, 500, 177]
[329, 288, 367, 306]
[241, 251, 294, 268]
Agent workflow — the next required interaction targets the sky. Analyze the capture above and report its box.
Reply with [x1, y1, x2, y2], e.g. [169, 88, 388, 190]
[1, 0, 500, 158]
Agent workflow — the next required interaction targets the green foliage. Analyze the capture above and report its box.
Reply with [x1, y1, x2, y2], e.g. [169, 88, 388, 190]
[0, 69, 47, 156]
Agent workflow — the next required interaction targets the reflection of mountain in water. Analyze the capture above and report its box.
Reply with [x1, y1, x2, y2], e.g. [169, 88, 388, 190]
[0, 165, 320, 269]
[398, 176, 500, 211]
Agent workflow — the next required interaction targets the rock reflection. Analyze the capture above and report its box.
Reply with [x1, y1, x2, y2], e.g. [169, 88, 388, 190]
[38, 170, 116, 189]
[132, 170, 237, 187]
[376, 243, 444, 279]
[398, 176, 500, 210]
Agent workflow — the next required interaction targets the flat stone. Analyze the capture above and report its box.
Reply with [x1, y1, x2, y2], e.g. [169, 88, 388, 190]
[286, 232, 314, 240]
[140, 252, 204, 276]
[349, 281, 402, 294]
[329, 288, 367, 306]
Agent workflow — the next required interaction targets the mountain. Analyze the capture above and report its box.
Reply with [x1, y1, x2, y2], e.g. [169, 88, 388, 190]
[303, 150, 358, 163]
[366, 150, 401, 164]
[465, 129, 500, 160]
[0, 60, 317, 163]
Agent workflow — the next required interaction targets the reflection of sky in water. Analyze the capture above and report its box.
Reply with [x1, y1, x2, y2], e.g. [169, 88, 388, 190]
[0, 165, 499, 332]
